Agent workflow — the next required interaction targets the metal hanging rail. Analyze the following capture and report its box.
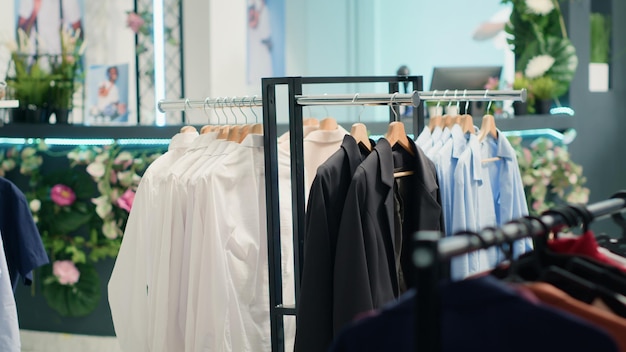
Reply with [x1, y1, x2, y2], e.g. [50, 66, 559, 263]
[157, 89, 525, 114]
[295, 91, 420, 106]
[157, 96, 263, 113]
[418, 89, 527, 102]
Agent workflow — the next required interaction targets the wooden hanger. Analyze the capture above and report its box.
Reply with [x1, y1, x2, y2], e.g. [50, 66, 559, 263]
[385, 121, 415, 156]
[428, 114, 442, 131]
[319, 117, 338, 131]
[227, 125, 242, 143]
[200, 125, 215, 134]
[478, 114, 498, 142]
[386, 121, 415, 177]
[444, 114, 459, 129]
[216, 125, 230, 140]
[350, 122, 371, 151]
[250, 123, 263, 135]
[180, 125, 197, 134]
[460, 114, 475, 134]
[238, 124, 252, 143]
[303, 117, 319, 127]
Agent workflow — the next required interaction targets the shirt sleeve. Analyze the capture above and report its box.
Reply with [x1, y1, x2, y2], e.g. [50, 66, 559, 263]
[0, 179, 48, 291]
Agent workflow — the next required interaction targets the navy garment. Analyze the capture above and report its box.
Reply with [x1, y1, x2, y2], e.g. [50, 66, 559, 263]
[0, 177, 49, 291]
[329, 276, 619, 352]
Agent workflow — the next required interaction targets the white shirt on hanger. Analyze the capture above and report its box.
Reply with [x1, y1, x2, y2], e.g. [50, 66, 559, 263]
[108, 131, 197, 352]
[148, 133, 222, 352]
[303, 126, 349, 200]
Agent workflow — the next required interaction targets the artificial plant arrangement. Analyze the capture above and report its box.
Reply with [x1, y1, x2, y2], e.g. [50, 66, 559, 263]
[5, 29, 53, 123]
[590, 12, 611, 64]
[503, 0, 578, 100]
[0, 141, 162, 317]
[508, 134, 589, 215]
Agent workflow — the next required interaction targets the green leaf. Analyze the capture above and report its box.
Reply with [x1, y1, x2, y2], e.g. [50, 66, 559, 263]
[516, 36, 578, 97]
[41, 263, 101, 317]
[51, 211, 92, 234]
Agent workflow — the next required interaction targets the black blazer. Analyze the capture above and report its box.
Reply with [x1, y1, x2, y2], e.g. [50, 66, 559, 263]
[295, 135, 371, 352]
[332, 137, 443, 335]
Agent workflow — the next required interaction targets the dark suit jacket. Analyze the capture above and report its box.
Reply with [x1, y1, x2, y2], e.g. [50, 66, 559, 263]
[332, 137, 443, 335]
[295, 135, 371, 352]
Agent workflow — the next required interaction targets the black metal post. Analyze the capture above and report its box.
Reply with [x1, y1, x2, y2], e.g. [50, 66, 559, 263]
[262, 77, 285, 352]
[413, 231, 442, 352]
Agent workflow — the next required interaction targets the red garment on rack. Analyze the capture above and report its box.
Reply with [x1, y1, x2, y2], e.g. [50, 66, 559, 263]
[548, 231, 626, 273]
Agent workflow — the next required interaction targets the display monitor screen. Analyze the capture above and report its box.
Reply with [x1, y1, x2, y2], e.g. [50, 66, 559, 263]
[430, 66, 502, 91]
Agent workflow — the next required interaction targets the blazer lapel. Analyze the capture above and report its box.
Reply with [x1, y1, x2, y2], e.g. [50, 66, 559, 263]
[375, 138, 400, 296]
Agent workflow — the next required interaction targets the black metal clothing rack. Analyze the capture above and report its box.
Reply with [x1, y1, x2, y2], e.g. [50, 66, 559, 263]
[412, 193, 626, 352]
[261, 75, 424, 352]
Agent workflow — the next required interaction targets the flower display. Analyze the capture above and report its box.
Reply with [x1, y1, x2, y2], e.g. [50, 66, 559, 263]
[52, 260, 81, 285]
[524, 54, 556, 78]
[525, 0, 555, 15]
[50, 184, 77, 206]
[0, 141, 163, 317]
[509, 134, 590, 214]
[116, 189, 135, 213]
[504, 0, 578, 98]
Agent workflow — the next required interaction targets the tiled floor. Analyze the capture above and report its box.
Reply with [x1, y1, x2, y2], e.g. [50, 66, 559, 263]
[20, 330, 122, 352]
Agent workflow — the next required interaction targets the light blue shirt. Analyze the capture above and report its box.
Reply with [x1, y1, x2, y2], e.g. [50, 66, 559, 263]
[481, 132, 534, 264]
[415, 126, 431, 150]
[450, 133, 495, 280]
[434, 124, 465, 237]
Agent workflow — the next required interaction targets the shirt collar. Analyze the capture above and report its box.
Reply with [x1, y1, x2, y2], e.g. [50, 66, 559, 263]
[169, 131, 198, 151]
[240, 133, 264, 148]
[450, 124, 466, 159]
[303, 127, 348, 144]
[494, 131, 516, 159]
[187, 132, 218, 151]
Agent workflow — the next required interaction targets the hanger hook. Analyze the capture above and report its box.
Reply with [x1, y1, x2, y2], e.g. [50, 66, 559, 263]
[463, 89, 469, 114]
[390, 92, 399, 122]
[443, 89, 451, 109]
[213, 97, 222, 125]
[353, 93, 365, 123]
[433, 90, 441, 109]
[249, 95, 259, 123]
[184, 98, 192, 125]
[485, 89, 493, 114]
[203, 97, 213, 124]
[239, 96, 249, 124]
[229, 97, 239, 125]
[453, 89, 459, 111]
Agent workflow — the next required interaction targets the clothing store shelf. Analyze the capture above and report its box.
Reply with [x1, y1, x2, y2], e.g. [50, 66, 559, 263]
[0, 124, 195, 139]
[496, 114, 574, 132]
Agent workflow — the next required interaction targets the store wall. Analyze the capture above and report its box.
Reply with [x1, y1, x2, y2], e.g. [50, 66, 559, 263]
[181, 0, 507, 125]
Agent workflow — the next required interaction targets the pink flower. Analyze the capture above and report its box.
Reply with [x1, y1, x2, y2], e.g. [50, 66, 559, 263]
[484, 76, 500, 90]
[116, 189, 135, 212]
[126, 12, 145, 34]
[50, 184, 76, 207]
[53, 260, 80, 285]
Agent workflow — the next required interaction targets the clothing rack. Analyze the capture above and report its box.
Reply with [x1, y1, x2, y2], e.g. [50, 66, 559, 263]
[261, 75, 423, 351]
[157, 96, 264, 113]
[418, 89, 527, 102]
[412, 193, 626, 352]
